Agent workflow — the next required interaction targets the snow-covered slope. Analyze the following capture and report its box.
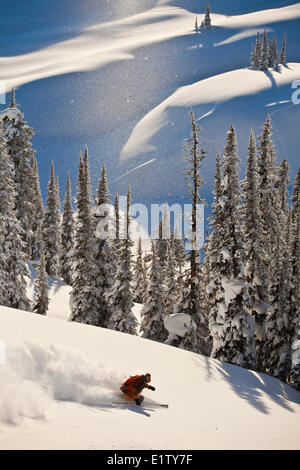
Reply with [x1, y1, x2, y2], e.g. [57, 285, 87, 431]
[0, 306, 299, 450]
[122, 63, 300, 160]
[1, 1, 299, 207]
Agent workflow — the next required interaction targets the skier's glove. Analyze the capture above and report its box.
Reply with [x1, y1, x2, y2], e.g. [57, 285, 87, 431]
[149, 386, 155, 391]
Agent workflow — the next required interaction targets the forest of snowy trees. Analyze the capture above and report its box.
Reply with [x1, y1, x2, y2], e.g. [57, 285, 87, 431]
[0, 90, 299, 392]
[195, 3, 212, 32]
[250, 30, 287, 70]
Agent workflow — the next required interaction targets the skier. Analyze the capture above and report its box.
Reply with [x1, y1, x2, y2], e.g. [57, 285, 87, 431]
[120, 372, 156, 405]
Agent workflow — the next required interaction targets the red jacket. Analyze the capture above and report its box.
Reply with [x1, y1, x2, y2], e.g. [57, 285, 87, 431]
[121, 375, 151, 400]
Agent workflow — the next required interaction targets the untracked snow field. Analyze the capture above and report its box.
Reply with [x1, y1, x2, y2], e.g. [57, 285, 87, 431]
[0, 306, 299, 450]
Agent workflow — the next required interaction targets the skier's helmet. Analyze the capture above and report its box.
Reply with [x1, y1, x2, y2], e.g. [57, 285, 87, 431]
[145, 373, 151, 382]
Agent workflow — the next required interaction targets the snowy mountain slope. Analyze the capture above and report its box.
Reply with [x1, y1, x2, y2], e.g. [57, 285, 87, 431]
[2, 2, 299, 90]
[122, 63, 300, 160]
[0, 306, 299, 450]
[1, 1, 299, 207]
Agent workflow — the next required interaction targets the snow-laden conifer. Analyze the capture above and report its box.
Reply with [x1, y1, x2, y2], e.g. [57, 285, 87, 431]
[133, 237, 147, 304]
[33, 249, 49, 315]
[202, 4, 212, 29]
[289, 192, 300, 390]
[70, 152, 98, 324]
[0, 126, 30, 311]
[260, 30, 268, 70]
[280, 33, 287, 65]
[241, 129, 268, 371]
[1, 90, 36, 257]
[61, 173, 74, 285]
[264, 211, 293, 381]
[181, 109, 208, 353]
[42, 162, 62, 277]
[140, 241, 168, 341]
[94, 161, 116, 327]
[254, 32, 261, 69]
[108, 186, 137, 334]
[291, 166, 300, 218]
[257, 115, 279, 264]
[210, 125, 255, 369]
[277, 159, 290, 215]
[30, 156, 44, 260]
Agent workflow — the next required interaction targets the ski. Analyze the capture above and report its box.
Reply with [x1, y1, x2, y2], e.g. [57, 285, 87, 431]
[112, 402, 168, 408]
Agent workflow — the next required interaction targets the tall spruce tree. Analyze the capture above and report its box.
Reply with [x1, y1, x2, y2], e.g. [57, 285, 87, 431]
[277, 159, 290, 215]
[33, 249, 49, 315]
[257, 115, 279, 266]
[94, 161, 116, 327]
[290, 193, 300, 390]
[61, 173, 74, 285]
[173, 223, 186, 291]
[254, 32, 261, 69]
[241, 129, 268, 371]
[291, 166, 300, 218]
[210, 125, 255, 369]
[133, 237, 147, 304]
[2, 90, 36, 257]
[180, 109, 208, 354]
[280, 33, 287, 65]
[70, 152, 98, 324]
[42, 162, 62, 277]
[264, 212, 293, 381]
[203, 4, 212, 29]
[30, 156, 44, 260]
[260, 30, 268, 70]
[140, 241, 168, 341]
[0, 126, 30, 311]
[108, 186, 137, 334]
[165, 239, 180, 316]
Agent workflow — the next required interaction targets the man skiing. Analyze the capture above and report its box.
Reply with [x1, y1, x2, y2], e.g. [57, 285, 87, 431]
[120, 372, 156, 405]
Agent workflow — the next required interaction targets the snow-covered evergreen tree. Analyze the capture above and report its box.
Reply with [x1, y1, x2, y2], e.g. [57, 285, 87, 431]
[202, 4, 212, 29]
[133, 237, 147, 303]
[165, 239, 180, 316]
[241, 129, 269, 371]
[108, 186, 137, 334]
[173, 224, 186, 292]
[290, 193, 300, 390]
[61, 173, 74, 285]
[264, 212, 293, 381]
[180, 109, 208, 354]
[140, 241, 168, 341]
[70, 152, 98, 324]
[277, 159, 290, 215]
[30, 156, 44, 260]
[1, 89, 36, 257]
[0, 126, 30, 311]
[254, 32, 261, 69]
[280, 33, 287, 65]
[291, 166, 300, 218]
[208, 151, 223, 346]
[270, 34, 279, 70]
[96, 162, 110, 206]
[9, 88, 18, 108]
[257, 115, 279, 265]
[114, 193, 120, 242]
[156, 203, 170, 275]
[250, 45, 256, 69]
[94, 161, 116, 327]
[210, 125, 255, 369]
[42, 162, 62, 277]
[260, 30, 268, 71]
[33, 249, 49, 315]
